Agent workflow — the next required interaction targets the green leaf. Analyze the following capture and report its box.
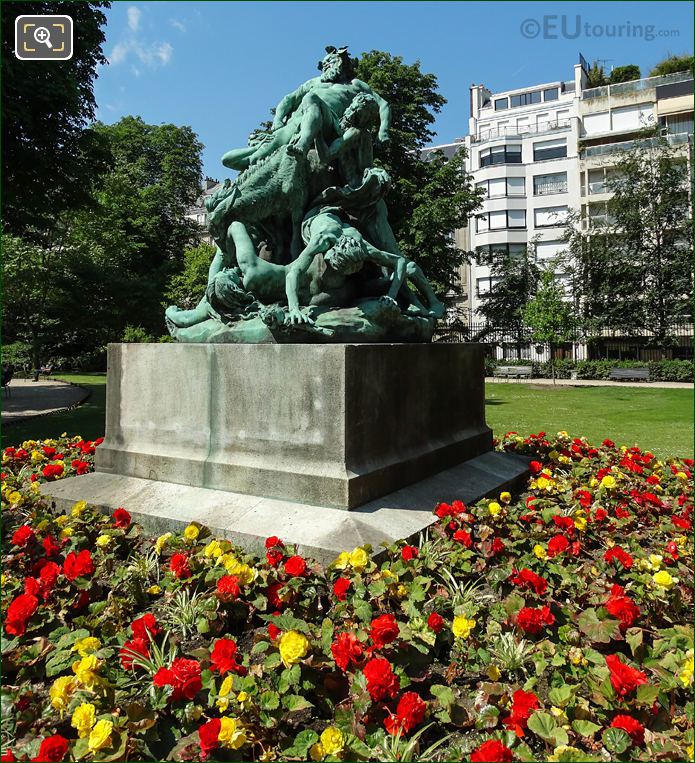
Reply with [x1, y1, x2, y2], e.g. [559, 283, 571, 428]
[252, 641, 270, 654]
[527, 711, 568, 746]
[259, 690, 280, 711]
[578, 608, 621, 643]
[635, 684, 660, 704]
[626, 627, 643, 656]
[45, 650, 75, 678]
[353, 599, 372, 622]
[263, 652, 282, 670]
[430, 684, 455, 709]
[283, 694, 314, 712]
[548, 684, 575, 708]
[572, 720, 601, 737]
[282, 729, 319, 758]
[602, 727, 631, 754]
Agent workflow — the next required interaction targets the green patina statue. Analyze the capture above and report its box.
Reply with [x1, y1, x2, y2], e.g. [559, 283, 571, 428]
[165, 46, 444, 343]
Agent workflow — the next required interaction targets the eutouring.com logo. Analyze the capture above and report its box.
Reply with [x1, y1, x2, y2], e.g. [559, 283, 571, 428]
[520, 16, 681, 42]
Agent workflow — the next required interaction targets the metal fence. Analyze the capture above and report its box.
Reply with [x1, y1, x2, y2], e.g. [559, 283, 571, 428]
[434, 319, 694, 362]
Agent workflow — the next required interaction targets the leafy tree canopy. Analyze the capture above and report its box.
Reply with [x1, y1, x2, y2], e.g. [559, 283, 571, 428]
[1, 1, 111, 233]
[649, 54, 694, 77]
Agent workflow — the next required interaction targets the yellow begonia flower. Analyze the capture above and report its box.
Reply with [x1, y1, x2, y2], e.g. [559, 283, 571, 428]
[676, 471, 688, 480]
[278, 630, 309, 668]
[147, 585, 162, 595]
[320, 727, 345, 756]
[73, 654, 101, 690]
[205, 539, 223, 558]
[653, 570, 676, 589]
[573, 516, 587, 531]
[7, 491, 23, 506]
[568, 647, 587, 666]
[687, 742, 694, 761]
[488, 501, 501, 516]
[72, 636, 101, 657]
[71, 702, 96, 738]
[348, 547, 369, 571]
[533, 544, 547, 560]
[310, 742, 325, 761]
[218, 717, 246, 749]
[49, 676, 75, 713]
[548, 746, 582, 762]
[155, 532, 172, 554]
[678, 651, 694, 687]
[184, 524, 200, 541]
[487, 664, 501, 681]
[88, 719, 113, 753]
[600, 475, 617, 489]
[396, 584, 408, 599]
[54, 514, 69, 527]
[96, 534, 112, 548]
[31, 450, 44, 463]
[71, 500, 87, 517]
[61, 527, 74, 538]
[333, 551, 350, 570]
[1, 574, 6, 587]
[499, 491, 512, 504]
[649, 554, 663, 570]
[536, 476, 550, 490]
[452, 615, 475, 639]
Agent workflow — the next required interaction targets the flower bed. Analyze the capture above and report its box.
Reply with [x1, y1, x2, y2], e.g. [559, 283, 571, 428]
[1, 433, 693, 762]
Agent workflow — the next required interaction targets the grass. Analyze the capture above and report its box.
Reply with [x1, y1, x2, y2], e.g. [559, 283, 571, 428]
[2, 374, 691, 459]
[1, 374, 107, 449]
[485, 382, 693, 458]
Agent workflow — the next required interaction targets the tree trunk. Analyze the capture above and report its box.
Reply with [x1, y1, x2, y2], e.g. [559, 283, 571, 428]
[550, 343, 556, 385]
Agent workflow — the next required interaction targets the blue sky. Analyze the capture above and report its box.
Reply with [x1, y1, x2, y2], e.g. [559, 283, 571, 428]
[92, 0, 694, 180]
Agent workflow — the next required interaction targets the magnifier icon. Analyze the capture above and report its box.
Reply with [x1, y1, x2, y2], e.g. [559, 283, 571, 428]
[33, 26, 52, 48]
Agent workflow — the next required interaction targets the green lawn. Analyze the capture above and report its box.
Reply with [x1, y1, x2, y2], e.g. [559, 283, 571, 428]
[1, 374, 107, 449]
[485, 382, 693, 458]
[3, 375, 692, 459]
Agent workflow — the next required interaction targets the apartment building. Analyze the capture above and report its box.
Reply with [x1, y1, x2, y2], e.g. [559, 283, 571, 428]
[462, 58, 693, 338]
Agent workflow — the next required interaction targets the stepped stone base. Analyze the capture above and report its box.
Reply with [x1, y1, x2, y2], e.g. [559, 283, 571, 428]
[41, 450, 529, 565]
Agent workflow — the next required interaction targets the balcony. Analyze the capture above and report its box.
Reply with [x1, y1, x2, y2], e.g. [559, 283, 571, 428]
[473, 119, 572, 144]
[580, 132, 692, 159]
[582, 70, 693, 100]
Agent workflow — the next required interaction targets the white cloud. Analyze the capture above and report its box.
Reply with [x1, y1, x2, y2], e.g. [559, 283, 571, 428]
[109, 41, 129, 65]
[130, 65, 141, 78]
[170, 18, 186, 32]
[127, 6, 141, 32]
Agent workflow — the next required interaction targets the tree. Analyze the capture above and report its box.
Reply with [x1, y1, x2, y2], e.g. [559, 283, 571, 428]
[522, 270, 574, 384]
[165, 242, 216, 310]
[477, 245, 540, 357]
[586, 62, 607, 88]
[564, 131, 693, 345]
[609, 65, 641, 84]
[356, 50, 483, 297]
[63, 117, 204, 340]
[1, 232, 65, 367]
[649, 54, 694, 77]
[1, 1, 111, 233]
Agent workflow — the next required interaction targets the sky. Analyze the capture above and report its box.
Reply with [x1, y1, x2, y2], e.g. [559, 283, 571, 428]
[91, 0, 694, 180]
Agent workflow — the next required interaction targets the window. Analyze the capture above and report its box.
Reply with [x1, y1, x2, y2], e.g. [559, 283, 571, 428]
[494, 98, 509, 111]
[535, 240, 566, 261]
[507, 176, 525, 196]
[543, 87, 559, 101]
[476, 277, 501, 296]
[533, 138, 566, 161]
[480, 144, 522, 167]
[476, 210, 527, 231]
[533, 172, 567, 196]
[534, 205, 568, 227]
[659, 113, 694, 135]
[510, 90, 542, 108]
[476, 242, 527, 262]
[478, 177, 525, 197]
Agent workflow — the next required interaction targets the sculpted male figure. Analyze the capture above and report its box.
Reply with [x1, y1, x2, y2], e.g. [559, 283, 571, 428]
[221, 46, 391, 171]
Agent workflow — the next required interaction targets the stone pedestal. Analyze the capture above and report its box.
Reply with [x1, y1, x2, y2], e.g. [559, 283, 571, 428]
[42, 343, 529, 563]
[95, 343, 493, 509]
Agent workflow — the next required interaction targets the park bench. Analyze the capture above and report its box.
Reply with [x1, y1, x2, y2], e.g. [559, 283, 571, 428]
[609, 367, 650, 382]
[32, 363, 55, 382]
[493, 365, 533, 380]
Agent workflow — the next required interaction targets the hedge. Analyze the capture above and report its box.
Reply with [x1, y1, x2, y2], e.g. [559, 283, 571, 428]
[486, 358, 693, 383]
